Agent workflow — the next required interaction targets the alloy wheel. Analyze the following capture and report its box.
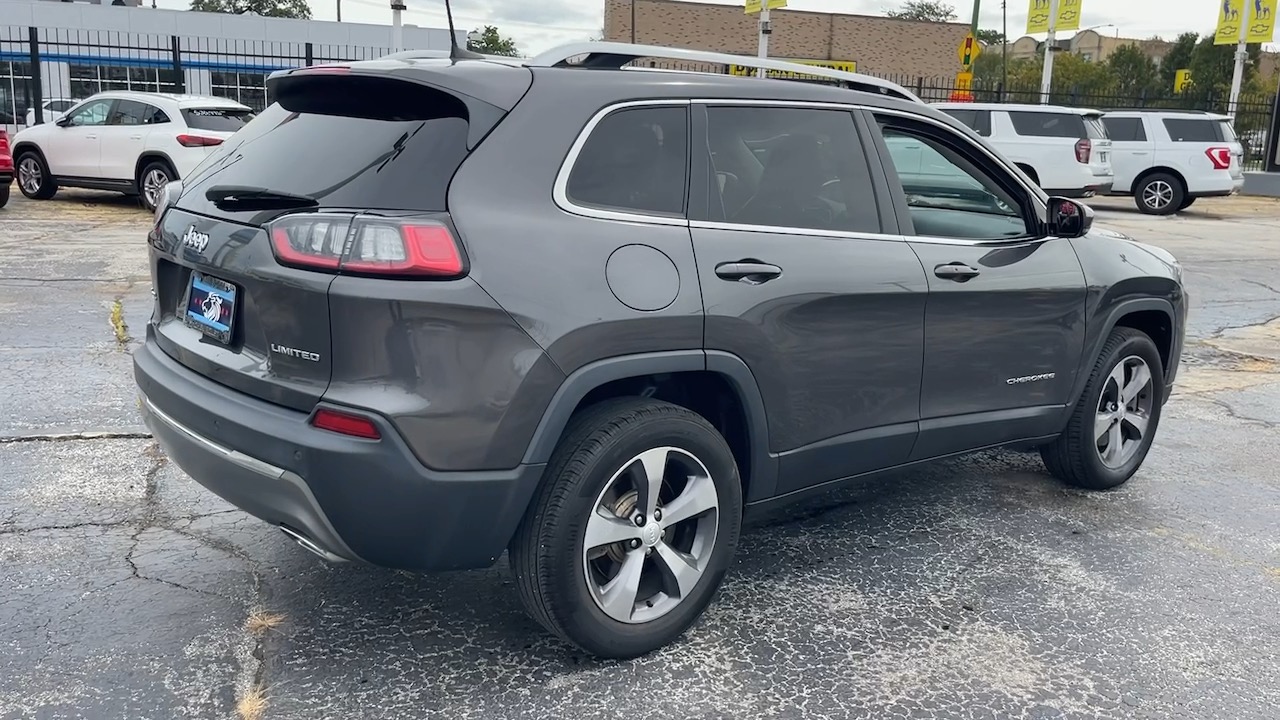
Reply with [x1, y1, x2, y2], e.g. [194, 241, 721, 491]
[1094, 355, 1155, 469]
[142, 168, 170, 208]
[18, 157, 42, 195]
[582, 446, 720, 624]
[1142, 180, 1174, 211]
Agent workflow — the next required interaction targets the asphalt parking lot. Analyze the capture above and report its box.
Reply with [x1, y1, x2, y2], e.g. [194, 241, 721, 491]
[1, 190, 1277, 720]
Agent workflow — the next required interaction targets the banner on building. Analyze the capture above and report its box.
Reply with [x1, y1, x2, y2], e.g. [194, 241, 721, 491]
[1213, 1, 1274, 44]
[744, 0, 787, 14]
[727, 58, 858, 78]
[1026, 0, 1084, 34]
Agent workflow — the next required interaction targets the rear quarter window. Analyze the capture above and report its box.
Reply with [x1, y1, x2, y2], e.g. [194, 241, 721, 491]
[1008, 111, 1088, 139]
[1162, 118, 1228, 142]
[565, 105, 689, 217]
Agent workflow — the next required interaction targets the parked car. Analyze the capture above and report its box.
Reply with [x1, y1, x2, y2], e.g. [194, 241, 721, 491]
[933, 102, 1115, 198]
[10, 91, 253, 211]
[134, 41, 1187, 659]
[0, 128, 12, 208]
[25, 97, 78, 127]
[1100, 109, 1245, 215]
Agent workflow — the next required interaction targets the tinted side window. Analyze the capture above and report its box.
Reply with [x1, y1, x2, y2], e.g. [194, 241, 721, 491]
[701, 106, 880, 233]
[1163, 118, 1224, 142]
[67, 99, 112, 127]
[566, 106, 689, 217]
[182, 108, 254, 132]
[1009, 111, 1088, 138]
[941, 109, 992, 136]
[110, 99, 155, 125]
[1102, 117, 1147, 142]
[877, 116, 1031, 241]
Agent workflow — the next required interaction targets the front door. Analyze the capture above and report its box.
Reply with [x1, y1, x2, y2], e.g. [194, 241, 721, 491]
[690, 103, 929, 497]
[869, 111, 1088, 460]
[1101, 115, 1155, 193]
[43, 98, 112, 178]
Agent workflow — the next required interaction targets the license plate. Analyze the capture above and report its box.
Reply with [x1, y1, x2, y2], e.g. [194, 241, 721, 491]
[183, 271, 237, 344]
[1100, 151, 1109, 163]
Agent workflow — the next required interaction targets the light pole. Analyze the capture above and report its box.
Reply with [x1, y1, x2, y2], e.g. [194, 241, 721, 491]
[390, 0, 405, 51]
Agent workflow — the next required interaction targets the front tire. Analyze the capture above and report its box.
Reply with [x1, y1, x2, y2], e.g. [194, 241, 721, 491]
[1178, 196, 1197, 211]
[1135, 173, 1185, 215]
[1041, 327, 1165, 490]
[16, 151, 57, 200]
[138, 160, 175, 212]
[510, 398, 743, 659]
[0, 183, 9, 208]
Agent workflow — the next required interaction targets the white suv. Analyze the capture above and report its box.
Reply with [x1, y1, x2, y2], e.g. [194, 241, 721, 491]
[11, 91, 253, 211]
[1100, 110, 1245, 215]
[933, 102, 1114, 198]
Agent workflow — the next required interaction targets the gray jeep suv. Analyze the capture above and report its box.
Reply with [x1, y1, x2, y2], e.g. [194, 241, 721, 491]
[133, 42, 1187, 659]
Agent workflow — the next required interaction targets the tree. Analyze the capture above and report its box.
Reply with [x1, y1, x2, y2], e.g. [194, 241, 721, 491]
[977, 29, 1006, 46]
[887, 1, 957, 22]
[1158, 32, 1198, 92]
[467, 25, 519, 57]
[1105, 44, 1161, 97]
[189, 0, 310, 19]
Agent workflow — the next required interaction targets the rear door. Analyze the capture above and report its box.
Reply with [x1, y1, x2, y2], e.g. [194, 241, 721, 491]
[867, 110, 1087, 460]
[153, 80, 486, 411]
[99, 99, 157, 180]
[689, 102, 928, 495]
[1102, 115, 1154, 192]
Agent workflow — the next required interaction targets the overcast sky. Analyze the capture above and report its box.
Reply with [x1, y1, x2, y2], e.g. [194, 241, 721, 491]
[162, 0, 1278, 55]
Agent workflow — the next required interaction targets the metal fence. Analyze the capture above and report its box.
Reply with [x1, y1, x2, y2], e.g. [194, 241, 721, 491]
[4, 26, 1279, 172]
[1, 24, 392, 128]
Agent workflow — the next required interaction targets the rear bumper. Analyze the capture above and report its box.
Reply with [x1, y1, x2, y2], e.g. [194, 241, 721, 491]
[1189, 174, 1246, 198]
[133, 331, 546, 572]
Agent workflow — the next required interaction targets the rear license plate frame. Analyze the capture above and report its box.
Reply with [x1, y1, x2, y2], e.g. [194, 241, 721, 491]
[181, 271, 237, 345]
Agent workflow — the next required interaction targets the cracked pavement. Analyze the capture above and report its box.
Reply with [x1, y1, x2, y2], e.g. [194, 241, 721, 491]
[1, 192, 1277, 719]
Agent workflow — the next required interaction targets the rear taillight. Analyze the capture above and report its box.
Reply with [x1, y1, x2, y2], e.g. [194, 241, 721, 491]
[310, 407, 381, 439]
[268, 213, 466, 279]
[1074, 138, 1092, 164]
[176, 134, 224, 148]
[1205, 147, 1232, 170]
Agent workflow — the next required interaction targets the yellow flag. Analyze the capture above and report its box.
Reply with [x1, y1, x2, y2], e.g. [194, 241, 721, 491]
[1026, 0, 1085, 33]
[1216, 0, 1245, 44]
[744, 0, 786, 14]
[1247, 0, 1278, 43]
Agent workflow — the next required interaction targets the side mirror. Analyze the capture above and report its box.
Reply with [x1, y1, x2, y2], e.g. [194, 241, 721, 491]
[1048, 197, 1094, 238]
[55, 115, 72, 127]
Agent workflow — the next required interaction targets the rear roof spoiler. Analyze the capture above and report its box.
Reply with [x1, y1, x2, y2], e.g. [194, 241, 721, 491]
[527, 41, 922, 103]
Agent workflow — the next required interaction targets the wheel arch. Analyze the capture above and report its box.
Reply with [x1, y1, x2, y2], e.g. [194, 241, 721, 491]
[12, 141, 49, 166]
[135, 151, 179, 185]
[1070, 297, 1176, 409]
[1131, 166, 1187, 195]
[521, 350, 778, 503]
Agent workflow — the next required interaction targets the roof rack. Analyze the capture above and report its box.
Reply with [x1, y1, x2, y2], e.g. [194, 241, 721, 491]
[527, 41, 922, 103]
[1101, 108, 1215, 115]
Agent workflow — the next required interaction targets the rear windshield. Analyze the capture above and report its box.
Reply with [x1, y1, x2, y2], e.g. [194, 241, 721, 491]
[1163, 118, 1235, 142]
[178, 100, 470, 216]
[1008, 111, 1090, 139]
[182, 107, 255, 132]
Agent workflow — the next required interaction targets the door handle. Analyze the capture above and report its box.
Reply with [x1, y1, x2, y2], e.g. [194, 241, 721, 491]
[934, 262, 981, 282]
[130, 134, 142, 140]
[85, 134, 98, 139]
[715, 260, 782, 284]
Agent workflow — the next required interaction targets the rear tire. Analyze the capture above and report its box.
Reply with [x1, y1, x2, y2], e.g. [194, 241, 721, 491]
[137, 160, 175, 212]
[0, 183, 9, 208]
[16, 151, 57, 200]
[510, 397, 742, 659]
[1134, 173, 1184, 215]
[1041, 327, 1165, 490]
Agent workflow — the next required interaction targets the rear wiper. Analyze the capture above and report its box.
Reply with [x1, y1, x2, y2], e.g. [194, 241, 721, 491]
[206, 185, 319, 211]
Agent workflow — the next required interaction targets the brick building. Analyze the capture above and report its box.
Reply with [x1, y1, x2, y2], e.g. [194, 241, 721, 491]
[603, 0, 972, 81]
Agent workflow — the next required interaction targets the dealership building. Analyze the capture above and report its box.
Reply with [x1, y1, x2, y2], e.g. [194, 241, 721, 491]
[604, 0, 972, 81]
[0, 0, 456, 128]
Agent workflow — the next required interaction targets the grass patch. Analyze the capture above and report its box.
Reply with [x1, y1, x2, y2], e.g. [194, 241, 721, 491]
[236, 685, 268, 720]
[109, 298, 129, 346]
[245, 610, 286, 635]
